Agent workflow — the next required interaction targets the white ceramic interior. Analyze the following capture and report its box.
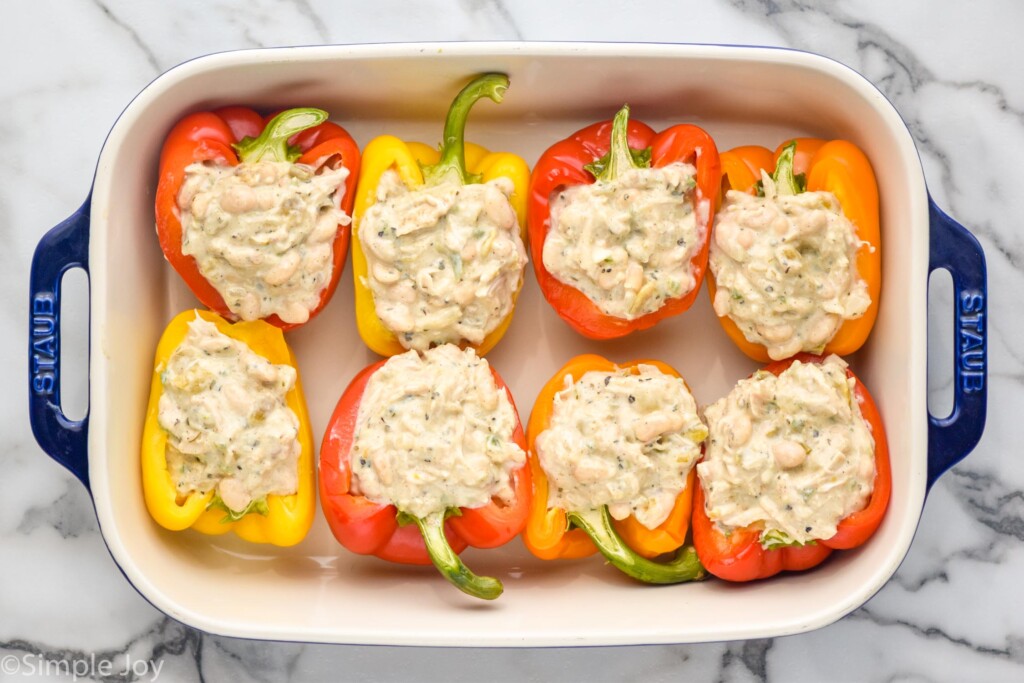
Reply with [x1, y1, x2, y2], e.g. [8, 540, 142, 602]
[86, 43, 929, 646]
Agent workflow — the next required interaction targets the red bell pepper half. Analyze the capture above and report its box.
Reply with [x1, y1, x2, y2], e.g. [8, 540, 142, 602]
[527, 105, 721, 339]
[692, 354, 891, 582]
[319, 358, 531, 600]
[155, 106, 360, 330]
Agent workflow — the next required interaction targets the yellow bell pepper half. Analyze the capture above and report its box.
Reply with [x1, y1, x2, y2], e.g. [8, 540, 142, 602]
[141, 309, 315, 546]
[351, 73, 530, 357]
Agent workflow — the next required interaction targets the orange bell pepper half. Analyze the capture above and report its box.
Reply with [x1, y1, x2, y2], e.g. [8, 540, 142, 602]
[691, 353, 892, 581]
[524, 354, 706, 584]
[708, 138, 881, 362]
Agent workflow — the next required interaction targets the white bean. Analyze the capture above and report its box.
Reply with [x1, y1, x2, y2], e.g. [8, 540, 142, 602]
[384, 308, 414, 333]
[248, 359, 280, 384]
[597, 269, 619, 290]
[461, 238, 479, 261]
[573, 457, 616, 483]
[223, 384, 250, 412]
[807, 314, 839, 346]
[607, 503, 632, 521]
[238, 292, 261, 321]
[416, 269, 435, 292]
[190, 193, 212, 221]
[372, 263, 401, 284]
[712, 288, 733, 316]
[756, 322, 794, 343]
[454, 282, 477, 306]
[624, 262, 644, 291]
[484, 193, 516, 229]
[177, 179, 199, 211]
[418, 306, 461, 331]
[367, 237, 396, 261]
[310, 211, 339, 242]
[280, 302, 310, 325]
[217, 478, 252, 513]
[803, 209, 829, 234]
[748, 205, 775, 231]
[305, 243, 332, 270]
[770, 337, 804, 361]
[392, 281, 417, 304]
[735, 227, 754, 249]
[633, 410, 685, 443]
[263, 250, 301, 285]
[221, 246, 257, 269]
[725, 412, 752, 447]
[772, 440, 807, 469]
[492, 236, 512, 257]
[219, 185, 257, 214]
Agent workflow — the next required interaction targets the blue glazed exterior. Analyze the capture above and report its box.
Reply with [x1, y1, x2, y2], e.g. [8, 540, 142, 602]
[28, 196, 92, 490]
[927, 197, 987, 489]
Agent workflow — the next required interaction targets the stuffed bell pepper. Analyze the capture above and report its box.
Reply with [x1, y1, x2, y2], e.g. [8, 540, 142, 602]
[352, 73, 529, 357]
[693, 354, 891, 581]
[528, 105, 721, 339]
[319, 344, 530, 600]
[524, 355, 707, 584]
[141, 310, 315, 546]
[155, 106, 360, 329]
[709, 139, 881, 361]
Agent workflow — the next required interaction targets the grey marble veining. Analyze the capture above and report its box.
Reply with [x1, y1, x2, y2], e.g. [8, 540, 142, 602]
[3, 0, 1021, 680]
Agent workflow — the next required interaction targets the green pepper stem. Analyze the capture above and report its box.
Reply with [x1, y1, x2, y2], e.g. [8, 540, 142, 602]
[601, 105, 638, 181]
[583, 104, 652, 181]
[409, 510, 503, 600]
[232, 107, 328, 164]
[421, 73, 509, 187]
[771, 140, 802, 196]
[568, 507, 706, 585]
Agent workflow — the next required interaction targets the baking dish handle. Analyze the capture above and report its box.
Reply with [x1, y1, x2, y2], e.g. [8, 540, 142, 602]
[28, 197, 91, 490]
[927, 197, 987, 489]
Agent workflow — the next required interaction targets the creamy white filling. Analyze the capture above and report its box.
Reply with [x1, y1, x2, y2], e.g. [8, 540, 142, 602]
[709, 174, 870, 360]
[535, 364, 707, 529]
[158, 315, 300, 514]
[543, 162, 703, 319]
[358, 170, 528, 351]
[178, 159, 350, 325]
[698, 355, 876, 546]
[349, 344, 526, 519]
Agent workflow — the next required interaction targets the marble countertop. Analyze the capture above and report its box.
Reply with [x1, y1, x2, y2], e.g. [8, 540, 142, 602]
[4, 0, 1021, 680]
